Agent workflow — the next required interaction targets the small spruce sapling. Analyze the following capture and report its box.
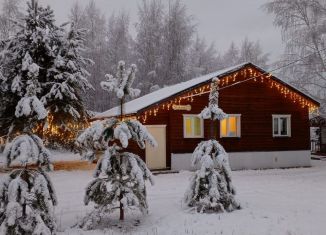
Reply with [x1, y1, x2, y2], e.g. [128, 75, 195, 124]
[184, 78, 240, 213]
[76, 61, 157, 230]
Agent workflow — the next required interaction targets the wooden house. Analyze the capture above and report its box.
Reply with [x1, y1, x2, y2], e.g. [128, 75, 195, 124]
[96, 63, 320, 170]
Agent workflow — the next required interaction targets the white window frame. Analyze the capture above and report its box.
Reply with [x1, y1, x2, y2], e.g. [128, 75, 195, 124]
[183, 114, 204, 138]
[272, 114, 291, 137]
[220, 114, 241, 138]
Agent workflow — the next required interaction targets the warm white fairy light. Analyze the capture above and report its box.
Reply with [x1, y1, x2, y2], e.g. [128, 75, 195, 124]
[137, 67, 319, 123]
[33, 112, 90, 145]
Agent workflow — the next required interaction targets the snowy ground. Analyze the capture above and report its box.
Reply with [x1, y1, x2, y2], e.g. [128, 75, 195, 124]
[32, 160, 326, 235]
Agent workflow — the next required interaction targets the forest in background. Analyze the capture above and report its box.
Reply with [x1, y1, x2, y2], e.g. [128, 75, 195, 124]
[1, 0, 325, 113]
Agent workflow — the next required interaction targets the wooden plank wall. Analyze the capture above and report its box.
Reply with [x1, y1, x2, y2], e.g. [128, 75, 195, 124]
[133, 65, 311, 167]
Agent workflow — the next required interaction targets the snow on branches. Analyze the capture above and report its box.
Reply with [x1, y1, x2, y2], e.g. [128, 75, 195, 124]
[80, 149, 154, 230]
[184, 140, 240, 213]
[0, 0, 93, 148]
[199, 78, 227, 121]
[184, 77, 240, 213]
[1, 133, 57, 234]
[0, 169, 57, 235]
[76, 118, 157, 160]
[42, 24, 94, 119]
[192, 139, 229, 169]
[114, 120, 157, 149]
[75, 118, 118, 160]
[77, 61, 157, 227]
[3, 134, 52, 170]
[22, 52, 40, 79]
[78, 121, 156, 228]
[15, 96, 47, 120]
[101, 61, 141, 99]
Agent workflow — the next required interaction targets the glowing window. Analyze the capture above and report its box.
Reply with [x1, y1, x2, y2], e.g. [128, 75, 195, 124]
[272, 115, 291, 137]
[220, 114, 241, 138]
[183, 115, 204, 138]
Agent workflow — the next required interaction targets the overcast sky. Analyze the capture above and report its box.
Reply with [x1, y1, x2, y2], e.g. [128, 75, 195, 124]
[29, 0, 283, 62]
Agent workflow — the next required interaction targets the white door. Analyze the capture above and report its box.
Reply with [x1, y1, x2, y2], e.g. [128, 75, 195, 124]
[146, 125, 166, 170]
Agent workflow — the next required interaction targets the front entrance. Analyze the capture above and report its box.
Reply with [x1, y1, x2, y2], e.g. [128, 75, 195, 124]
[145, 125, 167, 169]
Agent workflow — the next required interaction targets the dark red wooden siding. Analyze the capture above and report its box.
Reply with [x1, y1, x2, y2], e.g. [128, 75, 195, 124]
[135, 65, 312, 167]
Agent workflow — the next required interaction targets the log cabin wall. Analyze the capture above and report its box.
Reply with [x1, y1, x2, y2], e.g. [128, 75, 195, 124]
[132, 65, 312, 167]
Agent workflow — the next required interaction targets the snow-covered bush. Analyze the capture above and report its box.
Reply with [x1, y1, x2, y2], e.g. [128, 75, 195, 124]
[184, 80, 240, 213]
[76, 61, 157, 229]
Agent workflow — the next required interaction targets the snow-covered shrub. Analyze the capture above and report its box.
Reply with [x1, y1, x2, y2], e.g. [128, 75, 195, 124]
[77, 61, 157, 229]
[184, 79, 240, 213]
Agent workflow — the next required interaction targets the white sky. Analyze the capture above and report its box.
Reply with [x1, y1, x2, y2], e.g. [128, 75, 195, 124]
[25, 0, 283, 62]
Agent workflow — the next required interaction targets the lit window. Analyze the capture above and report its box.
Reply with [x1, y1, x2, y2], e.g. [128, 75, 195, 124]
[272, 115, 291, 137]
[220, 114, 241, 137]
[183, 115, 204, 138]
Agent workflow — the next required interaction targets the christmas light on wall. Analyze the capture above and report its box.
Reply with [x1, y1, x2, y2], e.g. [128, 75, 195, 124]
[137, 67, 319, 123]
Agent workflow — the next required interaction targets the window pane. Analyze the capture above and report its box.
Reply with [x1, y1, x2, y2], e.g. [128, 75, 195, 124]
[221, 119, 227, 137]
[185, 118, 192, 136]
[228, 116, 237, 137]
[194, 117, 202, 136]
[280, 117, 287, 135]
[273, 118, 279, 135]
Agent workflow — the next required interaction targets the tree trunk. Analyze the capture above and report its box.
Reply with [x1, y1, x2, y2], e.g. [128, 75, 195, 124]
[119, 154, 124, 221]
[120, 97, 124, 121]
[210, 119, 215, 139]
[119, 195, 124, 221]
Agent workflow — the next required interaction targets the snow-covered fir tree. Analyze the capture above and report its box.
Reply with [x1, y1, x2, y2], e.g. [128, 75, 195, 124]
[184, 79, 240, 213]
[0, 0, 93, 148]
[38, 23, 94, 148]
[0, 0, 62, 137]
[76, 61, 157, 229]
[0, 48, 57, 234]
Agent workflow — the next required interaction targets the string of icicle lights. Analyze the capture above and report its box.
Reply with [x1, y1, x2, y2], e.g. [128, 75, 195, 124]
[137, 67, 319, 123]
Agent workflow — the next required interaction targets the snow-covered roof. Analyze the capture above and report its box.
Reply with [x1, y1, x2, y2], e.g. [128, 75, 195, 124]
[96, 62, 319, 119]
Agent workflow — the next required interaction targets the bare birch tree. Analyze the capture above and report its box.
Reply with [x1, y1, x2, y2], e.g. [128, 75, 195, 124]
[264, 0, 326, 112]
[0, 0, 22, 40]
